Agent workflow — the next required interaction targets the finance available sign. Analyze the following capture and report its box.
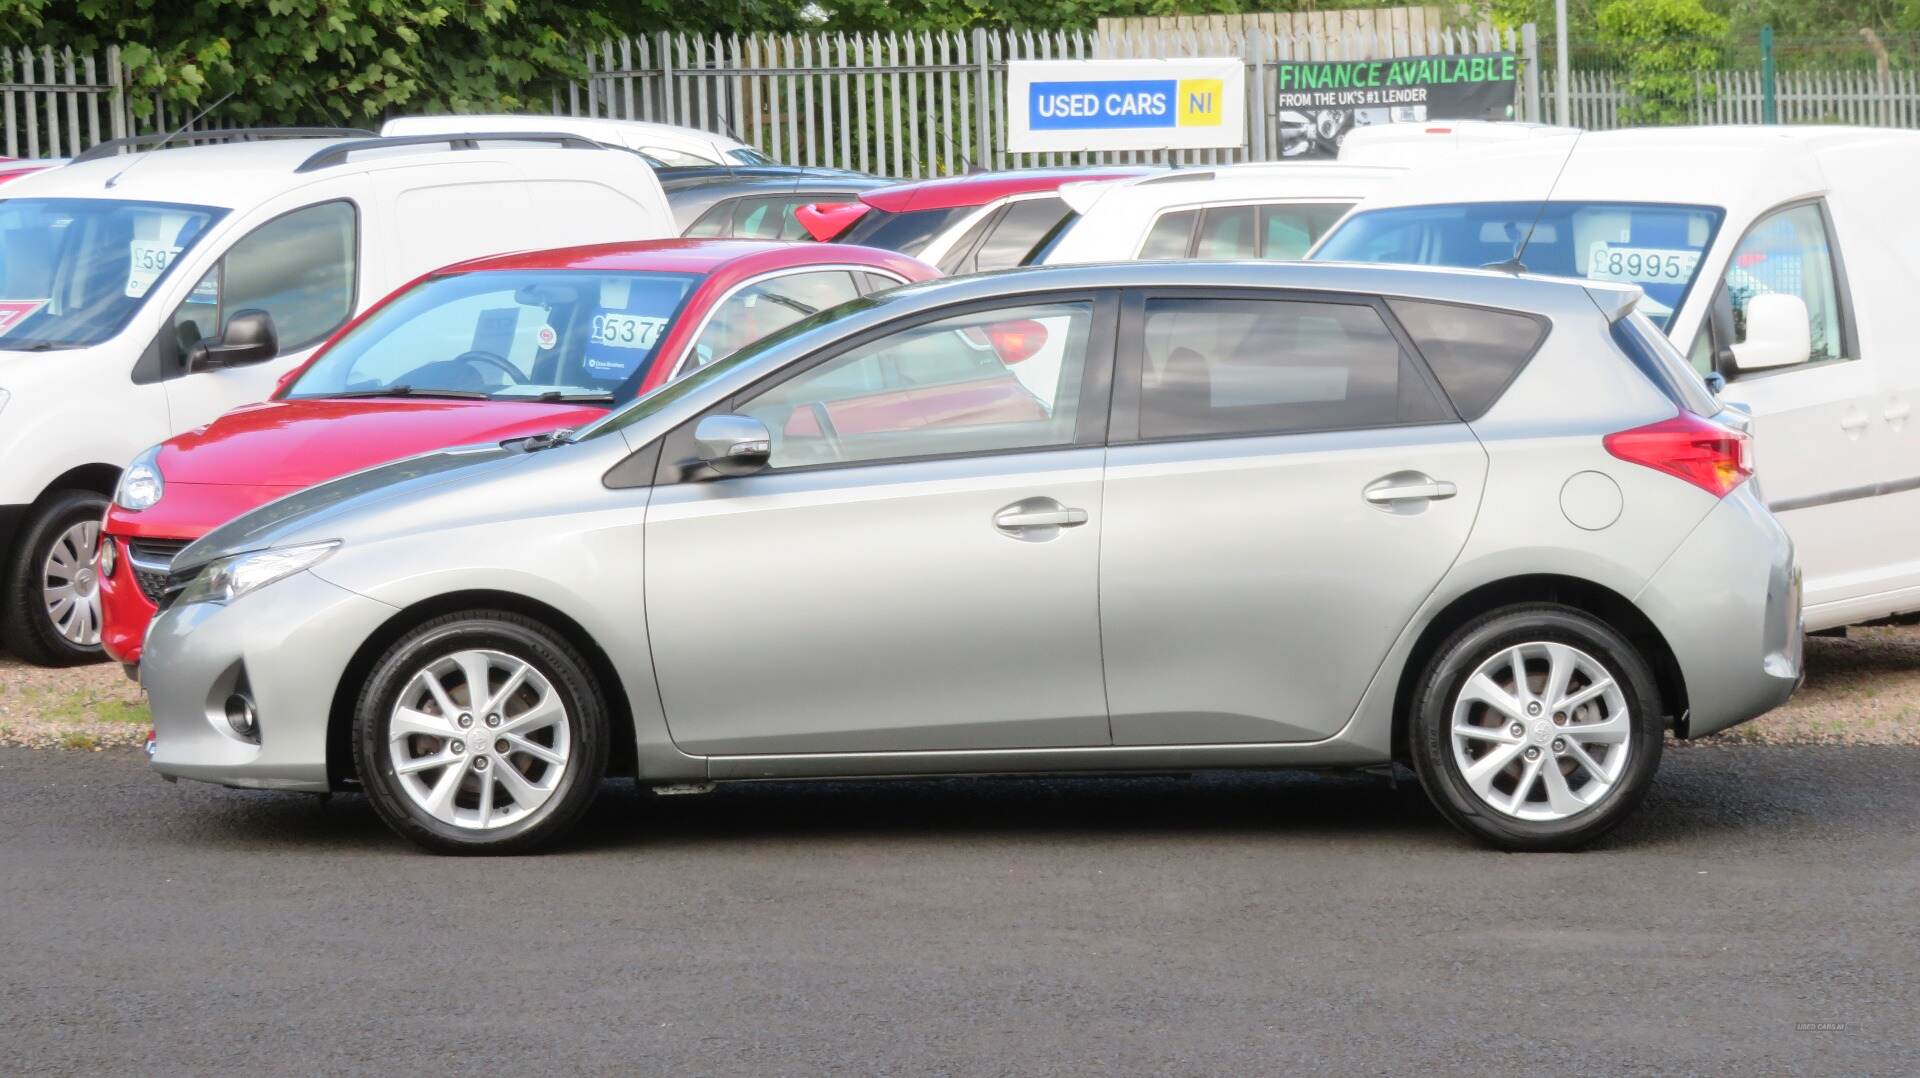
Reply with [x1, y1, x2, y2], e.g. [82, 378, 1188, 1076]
[1273, 52, 1518, 158]
[1008, 59, 1246, 153]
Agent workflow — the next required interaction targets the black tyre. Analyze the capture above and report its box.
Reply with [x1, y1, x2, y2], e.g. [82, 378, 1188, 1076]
[1408, 603, 1664, 852]
[2, 489, 110, 667]
[353, 611, 609, 855]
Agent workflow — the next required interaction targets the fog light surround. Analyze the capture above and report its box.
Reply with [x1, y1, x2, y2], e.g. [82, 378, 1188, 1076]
[224, 693, 259, 742]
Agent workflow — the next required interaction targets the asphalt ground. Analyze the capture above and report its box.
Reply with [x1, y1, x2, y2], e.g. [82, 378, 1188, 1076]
[1, 744, 1915, 1076]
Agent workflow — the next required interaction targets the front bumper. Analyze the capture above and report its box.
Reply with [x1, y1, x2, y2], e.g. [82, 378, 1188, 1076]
[143, 569, 396, 792]
[1637, 485, 1803, 738]
[99, 535, 165, 664]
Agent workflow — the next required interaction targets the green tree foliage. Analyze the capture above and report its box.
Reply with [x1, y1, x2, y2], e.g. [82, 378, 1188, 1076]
[1595, 0, 1727, 121]
[814, 0, 1398, 32]
[0, 0, 804, 125]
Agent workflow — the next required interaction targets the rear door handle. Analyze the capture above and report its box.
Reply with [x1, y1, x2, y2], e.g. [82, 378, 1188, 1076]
[1886, 403, 1912, 426]
[1841, 413, 1871, 433]
[1364, 479, 1457, 504]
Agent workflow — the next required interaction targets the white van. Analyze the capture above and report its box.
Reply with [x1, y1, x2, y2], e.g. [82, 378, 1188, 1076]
[1314, 126, 1920, 632]
[0, 129, 674, 664]
[1040, 163, 1404, 265]
[380, 114, 770, 168]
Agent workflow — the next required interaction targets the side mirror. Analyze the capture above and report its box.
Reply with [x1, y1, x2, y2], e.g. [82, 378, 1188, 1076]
[187, 309, 278, 372]
[693, 414, 772, 477]
[1728, 293, 1811, 373]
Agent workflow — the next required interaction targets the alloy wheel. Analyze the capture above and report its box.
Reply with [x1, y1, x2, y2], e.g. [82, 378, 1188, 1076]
[1449, 641, 1632, 822]
[41, 519, 102, 647]
[386, 649, 572, 831]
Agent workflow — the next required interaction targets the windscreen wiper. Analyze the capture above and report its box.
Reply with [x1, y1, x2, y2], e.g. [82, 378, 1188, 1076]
[528, 390, 617, 403]
[315, 385, 491, 401]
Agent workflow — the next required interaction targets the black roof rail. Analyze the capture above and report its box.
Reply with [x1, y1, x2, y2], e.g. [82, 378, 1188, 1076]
[294, 131, 605, 173]
[71, 127, 376, 165]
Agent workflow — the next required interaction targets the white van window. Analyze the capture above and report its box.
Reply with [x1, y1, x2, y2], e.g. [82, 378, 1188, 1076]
[0, 198, 222, 350]
[1724, 202, 1847, 365]
[1315, 201, 1724, 329]
[174, 200, 357, 354]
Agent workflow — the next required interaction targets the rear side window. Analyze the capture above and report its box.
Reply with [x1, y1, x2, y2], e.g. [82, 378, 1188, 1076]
[1135, 297, 1451, 440]
[974, 197, 1072, 271]
[1139, 210, 1198, 259]
[1610, 310, 1719, 416]
[1388, 299, 1549, 420]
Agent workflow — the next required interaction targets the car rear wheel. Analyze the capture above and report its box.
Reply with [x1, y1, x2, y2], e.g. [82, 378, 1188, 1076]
[1408, 604, 1664, 851]
[354, 612, 608, 854]
[2, 490, 110, 666]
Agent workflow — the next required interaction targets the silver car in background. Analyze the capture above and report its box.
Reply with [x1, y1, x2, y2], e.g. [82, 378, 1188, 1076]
[140, 262, 1802, 854]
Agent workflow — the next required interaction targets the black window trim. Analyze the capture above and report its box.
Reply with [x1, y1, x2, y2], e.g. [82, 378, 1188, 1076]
[1108, 285, 1461, 446]
[1711, 195, 1860, 384]
[164, 196, 362, 379]
[645, 288, 1121, 487]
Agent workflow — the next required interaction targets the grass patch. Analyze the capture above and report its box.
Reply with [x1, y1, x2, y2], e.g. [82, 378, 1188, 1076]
[60, 730, 98, 751]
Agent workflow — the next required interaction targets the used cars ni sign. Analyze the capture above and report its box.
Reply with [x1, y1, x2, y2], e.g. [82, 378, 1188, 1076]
[140, 262, 1801, 854]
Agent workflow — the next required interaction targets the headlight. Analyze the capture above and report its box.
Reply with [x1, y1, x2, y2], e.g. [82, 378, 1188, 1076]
[115, 445, 165, 511]
[176, 542, 339, 607]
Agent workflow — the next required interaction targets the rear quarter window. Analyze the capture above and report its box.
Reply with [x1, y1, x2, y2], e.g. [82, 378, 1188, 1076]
[1388, 298, 1549, 420]
[1610, 310, 1719, 416]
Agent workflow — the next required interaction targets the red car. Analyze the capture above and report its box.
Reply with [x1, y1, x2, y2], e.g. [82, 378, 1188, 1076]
[795, 167, 1157, 273]
[98, 239, 935, 664]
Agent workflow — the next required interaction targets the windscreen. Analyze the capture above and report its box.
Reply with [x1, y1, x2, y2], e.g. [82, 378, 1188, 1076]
[1315, 200, 1725, 328]
[287, 270, 700, 403]
[0, 197, 223, 350]
[837, 206, 974, 255]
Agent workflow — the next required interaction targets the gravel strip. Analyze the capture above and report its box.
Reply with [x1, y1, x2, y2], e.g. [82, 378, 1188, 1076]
[3, 623, 1916, 749]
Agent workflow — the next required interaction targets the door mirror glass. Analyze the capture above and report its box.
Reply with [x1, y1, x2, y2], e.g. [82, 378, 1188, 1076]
[1728, 292, 1812, 372]
[187, 309, 278, 371]
[694, 414, 773, 476]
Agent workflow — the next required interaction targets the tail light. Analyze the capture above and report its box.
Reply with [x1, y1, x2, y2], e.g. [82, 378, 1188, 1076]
[983, 319, 1048, 365]
[1603, 412, 1752, 497]
[793, 201, 870, 242]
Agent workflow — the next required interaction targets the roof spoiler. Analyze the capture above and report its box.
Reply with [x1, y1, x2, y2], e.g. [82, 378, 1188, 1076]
[1585, 284, 1642, 323]
[794, 200, 870, 242]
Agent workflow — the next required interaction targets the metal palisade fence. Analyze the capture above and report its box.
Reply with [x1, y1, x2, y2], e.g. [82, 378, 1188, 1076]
[1549, 68, 1920, 129]
[569, 25, 1537, 177]
[1, 47, 130, 159]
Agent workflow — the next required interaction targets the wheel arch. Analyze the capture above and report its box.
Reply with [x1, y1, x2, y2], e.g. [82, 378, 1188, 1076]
[36, 463, 122, 504]
[1390, 573, 1688, 761]
[325, 589, 637, 790]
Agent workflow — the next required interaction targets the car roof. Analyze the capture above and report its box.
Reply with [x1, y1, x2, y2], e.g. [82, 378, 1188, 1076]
[382, 113, 747, 151]
[860, 166, 1162, 213]
[433, 237, 932, 279]
[1061, 162, 1403, 215]
[654, 167, 885, 194]
[0, 135, 645, 208]
[1353, 125, 1920, 218]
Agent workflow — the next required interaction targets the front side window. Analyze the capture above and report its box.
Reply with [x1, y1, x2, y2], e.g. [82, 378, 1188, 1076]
[1723, 202, 1847, 366]
[1261, 203, 1351, 260]
[286, 270, 700, 402]
[739, 300, 1094, 469]
[1137, 203, 1353, 262]
[685, 270, 864, 375]
[1315, 201, 1725, 329]
[1136, 297, 1449, 440]
[178, 201, 358, 356]
[0, 197, 223, 350]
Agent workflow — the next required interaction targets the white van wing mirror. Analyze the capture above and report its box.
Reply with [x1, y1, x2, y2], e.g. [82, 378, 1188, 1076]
[1729, 293, 1812, 372]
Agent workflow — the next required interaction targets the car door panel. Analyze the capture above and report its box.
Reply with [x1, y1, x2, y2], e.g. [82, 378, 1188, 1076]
[644, 450, 1109, 755]
[1102, 426, 1486, 744]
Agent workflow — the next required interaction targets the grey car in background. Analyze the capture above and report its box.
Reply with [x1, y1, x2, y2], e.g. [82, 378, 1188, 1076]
[658, 167, 888, 235]
[140, 262, 1801, 854]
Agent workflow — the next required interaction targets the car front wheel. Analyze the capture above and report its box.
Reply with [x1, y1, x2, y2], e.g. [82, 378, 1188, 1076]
[354, 612, 609, 854]
[1408, 604, 1665, 852]
[2, 489, 111, 666]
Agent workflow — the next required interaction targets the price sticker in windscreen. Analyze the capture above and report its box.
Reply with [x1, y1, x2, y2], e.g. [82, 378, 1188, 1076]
[1585, 245, 1700, 285]
[591, 312, 667, 351]
[125, 241, 183, 298]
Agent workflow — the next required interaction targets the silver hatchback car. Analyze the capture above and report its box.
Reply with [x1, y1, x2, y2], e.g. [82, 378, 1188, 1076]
[141, 262, 1801, 853]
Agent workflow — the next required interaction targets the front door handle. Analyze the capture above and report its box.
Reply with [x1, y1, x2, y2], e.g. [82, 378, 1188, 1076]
[993, 497, 1088, 541]
[1886, 403, 1912, 427]
[1364, 479, 1458, 504]
[1841, 413, 1870, 434]
[994, 505, 1089, 529]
